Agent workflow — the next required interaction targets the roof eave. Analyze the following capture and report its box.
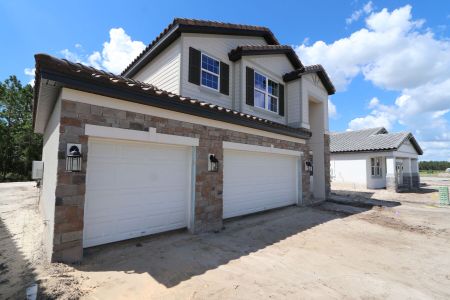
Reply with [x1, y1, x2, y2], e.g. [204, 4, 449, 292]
[283, 68, 336, 95]
[228, 47, 303, 70]
[34, 62, 311, 140]
[122, 22, 280, 78]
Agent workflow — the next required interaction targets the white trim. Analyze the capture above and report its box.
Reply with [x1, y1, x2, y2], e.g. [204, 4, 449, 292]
[85, 124, 199, 146]
[62, 88, 306, 144]
[223, 141, 302, 157]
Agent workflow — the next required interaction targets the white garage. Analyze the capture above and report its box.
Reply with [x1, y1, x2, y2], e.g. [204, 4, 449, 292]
[223, 142, 302, 219]
[83, 134, 194, 248]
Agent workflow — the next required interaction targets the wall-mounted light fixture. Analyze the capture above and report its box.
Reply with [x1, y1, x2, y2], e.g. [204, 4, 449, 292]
[208, 154, 219, 172]
[305, 160, 313, 175]
[66, 144, 82, 172]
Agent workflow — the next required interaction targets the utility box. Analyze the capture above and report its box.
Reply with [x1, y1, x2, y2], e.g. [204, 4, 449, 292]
[32, 161, 44, 180]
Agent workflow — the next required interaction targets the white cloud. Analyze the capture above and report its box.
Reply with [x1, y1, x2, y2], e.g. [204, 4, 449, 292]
[346, 1, 373, 25]
[61, 28, 145, 74]
[296, 4, 450, 160]
[296, 5, 449, 91]
[24, 68, 35, 86]
[368, 97, 379, 108]
[348, 100, 397, 130]
[328, 99, 337, 118]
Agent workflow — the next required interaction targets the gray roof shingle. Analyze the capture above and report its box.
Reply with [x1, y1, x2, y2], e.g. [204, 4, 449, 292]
[330, 127, 423, 155]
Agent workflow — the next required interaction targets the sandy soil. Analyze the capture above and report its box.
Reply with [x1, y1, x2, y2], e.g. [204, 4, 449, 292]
[1, 181, 450, 299]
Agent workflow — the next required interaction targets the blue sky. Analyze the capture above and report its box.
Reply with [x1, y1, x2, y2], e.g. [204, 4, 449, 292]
[1, 0, 449, 160]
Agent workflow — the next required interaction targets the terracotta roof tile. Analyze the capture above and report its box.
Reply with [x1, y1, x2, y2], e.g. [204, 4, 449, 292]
[33, 54, 311, 139]
[121, 18, 279, 77]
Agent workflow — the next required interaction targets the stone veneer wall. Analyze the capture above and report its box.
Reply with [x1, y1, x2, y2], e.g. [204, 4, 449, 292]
[401, 173, 412, 190]
[52, 100, 311, 262]
[411, 173, 420, 188]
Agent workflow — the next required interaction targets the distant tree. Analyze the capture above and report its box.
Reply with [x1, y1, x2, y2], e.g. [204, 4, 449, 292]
[0, 76, 42, 181]
[419, 161, 450, 171]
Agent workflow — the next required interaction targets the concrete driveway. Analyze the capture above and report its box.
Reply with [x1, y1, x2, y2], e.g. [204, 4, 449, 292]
[1, 182, 450, 299]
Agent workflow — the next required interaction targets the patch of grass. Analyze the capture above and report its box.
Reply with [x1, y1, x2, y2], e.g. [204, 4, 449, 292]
[420, 170, 443, 177]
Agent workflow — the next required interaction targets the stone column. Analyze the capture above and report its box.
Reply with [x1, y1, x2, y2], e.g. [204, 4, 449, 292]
[403, 158, 412, 191]
[386, 157, 397, 192]
[411, 158, 420, 188]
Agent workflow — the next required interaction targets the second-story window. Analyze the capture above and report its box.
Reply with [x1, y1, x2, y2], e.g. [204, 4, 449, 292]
[254, 72, 279, 113]
[201, 53, 220, 90]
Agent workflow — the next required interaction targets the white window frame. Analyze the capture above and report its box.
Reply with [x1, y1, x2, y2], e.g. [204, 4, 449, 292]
[200, 52, 220, 91]
[370, 157, 383, 177]
[253, 71, 279, 113]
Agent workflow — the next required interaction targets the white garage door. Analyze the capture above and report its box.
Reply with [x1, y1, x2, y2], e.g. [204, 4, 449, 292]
[223, 149, 299, 219]
[83, 138, 191, 248]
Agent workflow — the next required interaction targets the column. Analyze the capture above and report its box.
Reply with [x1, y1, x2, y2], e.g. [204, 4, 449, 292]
[411, 158, 420, 188]
[403, 158, 412, 190]
[386, 157, 396, 191]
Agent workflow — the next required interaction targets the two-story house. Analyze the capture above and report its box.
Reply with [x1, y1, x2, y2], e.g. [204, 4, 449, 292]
[33, 18, 335, 262]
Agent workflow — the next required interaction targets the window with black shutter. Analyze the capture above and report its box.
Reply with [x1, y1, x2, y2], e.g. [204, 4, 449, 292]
[249, 69, 283, 115]
[188, 47, 201, 85]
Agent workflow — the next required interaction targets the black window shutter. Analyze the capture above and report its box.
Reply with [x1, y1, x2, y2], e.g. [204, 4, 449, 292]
[246, 67, 254, 106]
[279, 83, 285, 116]
[220, 62, 229, 95]
[188, 47, 201, 85]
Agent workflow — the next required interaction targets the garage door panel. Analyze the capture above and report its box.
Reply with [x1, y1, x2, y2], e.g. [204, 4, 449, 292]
[84, 138, 191, 248]
[223, 149, 298, 219]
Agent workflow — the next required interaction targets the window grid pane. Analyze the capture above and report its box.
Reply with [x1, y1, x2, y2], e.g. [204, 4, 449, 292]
[254, 72, 266, 91]
[201, 70, 218, 90]
[269, 96, 278, 112]
[268, 80, 278, 96]
[254, 90, 265, 108]
[201, 54, 219, 74]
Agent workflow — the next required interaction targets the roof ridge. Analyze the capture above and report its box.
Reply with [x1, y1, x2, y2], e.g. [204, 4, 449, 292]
[121, 18, 279, 77]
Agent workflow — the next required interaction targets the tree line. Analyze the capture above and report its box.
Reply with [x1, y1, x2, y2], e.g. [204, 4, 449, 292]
[0, 76, 42, 181]
[419, 161, 450, 171]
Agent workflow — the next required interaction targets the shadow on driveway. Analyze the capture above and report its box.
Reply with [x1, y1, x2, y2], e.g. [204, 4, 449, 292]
[0, 217, 36, 299]
[78, 202, 389, 288]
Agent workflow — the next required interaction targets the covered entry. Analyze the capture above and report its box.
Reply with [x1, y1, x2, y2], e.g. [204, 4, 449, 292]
[223, 142, 301, 219]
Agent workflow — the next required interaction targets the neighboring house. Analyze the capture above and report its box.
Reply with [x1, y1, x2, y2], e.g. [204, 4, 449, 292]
[330, 127, 423, 191]
[33, 18, 335, 263]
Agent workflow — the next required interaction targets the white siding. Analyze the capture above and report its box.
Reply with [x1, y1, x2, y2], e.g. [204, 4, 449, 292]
[133, 39, 181, 94]
[180, 33, 267, 109]
[397, 140, 418, 155]
[331, 153, 368, 186]
[287, 80, 301, 127]
[41, 97, 61, 260]
[331, 152, 391, 189]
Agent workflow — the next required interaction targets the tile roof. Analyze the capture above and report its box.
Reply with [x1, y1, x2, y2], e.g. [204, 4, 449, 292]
[33, 54, 311, 139]
[330, 127, 423, 154]
[121, 18, 279, 77]
[283, 64, 336, 95]
[228, 45, 304, 69]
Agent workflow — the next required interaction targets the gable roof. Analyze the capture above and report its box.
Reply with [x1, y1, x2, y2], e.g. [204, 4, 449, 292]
[121, 18, 279, 78]
[228, 45, 303, 69]
[330, 127, 423, 155]
[283, 65, 336, 95]
[33, 54, 311, 139]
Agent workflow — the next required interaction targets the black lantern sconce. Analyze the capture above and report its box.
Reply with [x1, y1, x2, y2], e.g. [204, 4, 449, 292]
[305, 160, 313, 175]
[208, 154, 219, 172]
[66, 144, 82, 172]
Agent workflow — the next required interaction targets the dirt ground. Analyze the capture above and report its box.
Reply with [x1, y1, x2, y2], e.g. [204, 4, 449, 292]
[1, 180, 450, 299]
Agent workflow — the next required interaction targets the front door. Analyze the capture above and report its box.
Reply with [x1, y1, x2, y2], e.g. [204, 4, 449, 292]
[396, 161, 403, 185]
